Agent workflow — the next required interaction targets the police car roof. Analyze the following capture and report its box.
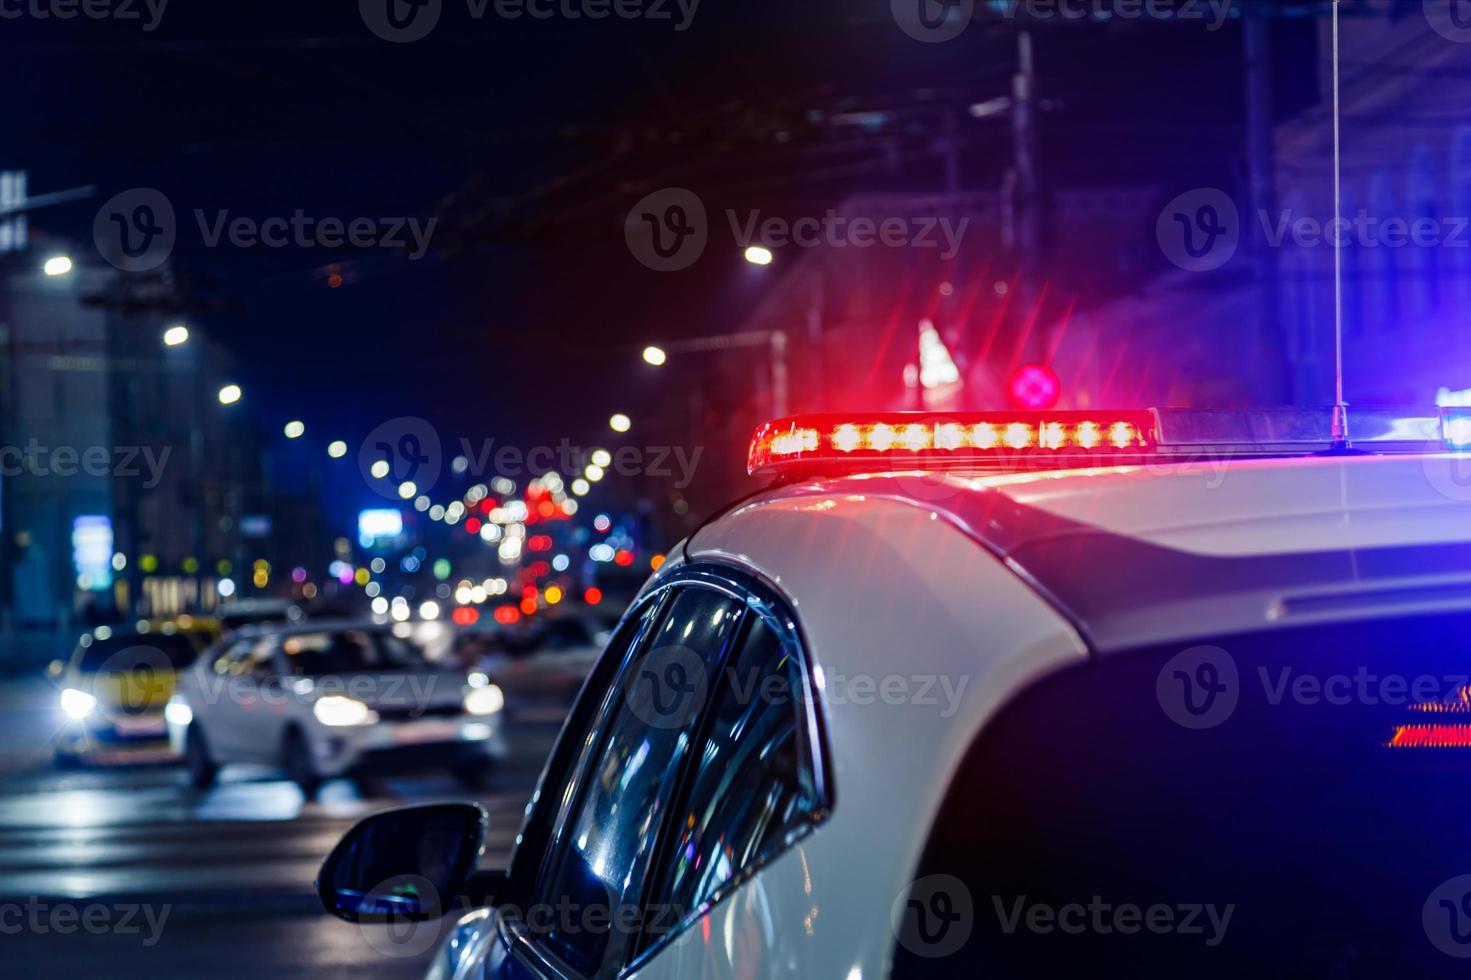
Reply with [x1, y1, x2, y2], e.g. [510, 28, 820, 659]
[693, 452, 1471, 655]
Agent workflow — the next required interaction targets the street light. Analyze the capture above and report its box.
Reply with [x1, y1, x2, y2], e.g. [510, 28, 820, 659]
[609, 413, 631, 433]
[642, 345, 667, 366]
[217, 384, 242, 405]
[283, 420, 305, 439]
[163, 324, 189, 347]
[327, 440, 348, 459]
[43, 256, 73, 276]
[743, 245, 774, 266]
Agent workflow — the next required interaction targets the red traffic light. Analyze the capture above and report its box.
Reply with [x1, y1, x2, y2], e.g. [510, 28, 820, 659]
[1008, 364, 1061, 410]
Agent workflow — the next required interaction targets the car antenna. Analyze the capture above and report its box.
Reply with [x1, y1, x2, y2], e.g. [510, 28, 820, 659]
[1330, 0, 1349, 451]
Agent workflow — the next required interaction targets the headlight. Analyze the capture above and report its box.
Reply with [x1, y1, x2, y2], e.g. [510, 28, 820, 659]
[313, 696, 377, 727]
[464, 684, 505, 716]
[165, 697, 193, 727]
[60, 688, 96, 720]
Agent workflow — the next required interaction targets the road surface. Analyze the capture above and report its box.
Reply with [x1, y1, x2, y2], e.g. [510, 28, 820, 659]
[0, 676, 565, 978]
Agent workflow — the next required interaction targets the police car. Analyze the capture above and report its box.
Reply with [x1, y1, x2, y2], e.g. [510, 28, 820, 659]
[316, 407, 1471, 978]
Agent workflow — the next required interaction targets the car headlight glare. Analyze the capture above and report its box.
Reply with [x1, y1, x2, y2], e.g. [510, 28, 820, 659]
[60, 688, 96, 720]
[314, 696, 377, 727]
[464, 684, 505, 716]
[165, 698, 193, 727]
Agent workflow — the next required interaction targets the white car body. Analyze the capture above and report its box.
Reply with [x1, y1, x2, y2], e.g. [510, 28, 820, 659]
[424, 452, 1471, 979]
[169, 621, 509, 788]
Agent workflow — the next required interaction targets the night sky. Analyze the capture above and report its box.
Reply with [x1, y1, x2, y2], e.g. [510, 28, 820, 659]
[1, 0, 1317, 465]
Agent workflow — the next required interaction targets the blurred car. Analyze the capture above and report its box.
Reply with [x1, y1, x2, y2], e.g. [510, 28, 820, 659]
[168, 620, 509, 796]
[50, 617, 221, 767]
[461, 611, 612, 709]
[214, 597, 302, 630]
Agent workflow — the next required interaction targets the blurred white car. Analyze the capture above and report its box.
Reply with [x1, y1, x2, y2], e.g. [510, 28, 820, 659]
[168, 620, 509, 796]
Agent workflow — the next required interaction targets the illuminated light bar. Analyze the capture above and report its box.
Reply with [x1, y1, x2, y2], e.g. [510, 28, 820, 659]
[1409, 686, 1471, 714]
[1387, 724, 1471, 749]
[748, 412, 1156, 476]
[750, 406, 1463, 478]
[1444, 410, 1471, 451]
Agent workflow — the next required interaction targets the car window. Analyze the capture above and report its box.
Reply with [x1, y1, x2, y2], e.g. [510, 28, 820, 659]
[507, 596, 667, 896]
[76, 633, 201, 672]
[528, 586, 743, 975]
[278, 630, 428, 675]
[638, 613, 823, 952]
[893, 611, 1471, 978]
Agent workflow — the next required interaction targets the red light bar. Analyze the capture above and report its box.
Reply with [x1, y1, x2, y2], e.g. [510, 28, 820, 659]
[1388, 724, 1471, 749]
[748, 411, 1156, 476]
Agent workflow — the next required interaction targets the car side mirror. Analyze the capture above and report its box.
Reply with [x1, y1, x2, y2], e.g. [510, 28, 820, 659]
[316, 803, 495, 923]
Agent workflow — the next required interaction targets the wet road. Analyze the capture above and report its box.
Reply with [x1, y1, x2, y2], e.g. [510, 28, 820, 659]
[0, 677, 565, 978]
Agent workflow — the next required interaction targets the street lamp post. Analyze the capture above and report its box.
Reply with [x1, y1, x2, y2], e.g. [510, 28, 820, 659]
[644, 330, 789, 418]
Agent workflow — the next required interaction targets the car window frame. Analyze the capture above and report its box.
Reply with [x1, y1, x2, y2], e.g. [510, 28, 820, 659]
[498, 570, 751, 979]
[497, 562, 832, 979]
[627, 564, 832, 969]
[504, 592, 671, 899]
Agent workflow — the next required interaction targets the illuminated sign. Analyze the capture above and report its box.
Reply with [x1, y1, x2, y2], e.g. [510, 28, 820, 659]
[72, 515, 113, 591]
[358, 509, 404, 541]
